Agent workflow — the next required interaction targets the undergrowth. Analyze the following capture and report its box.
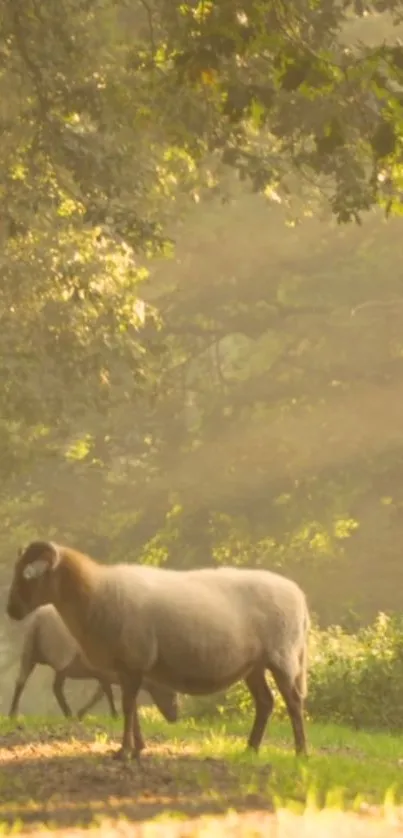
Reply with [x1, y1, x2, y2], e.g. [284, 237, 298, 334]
[186, 612, 403, 733]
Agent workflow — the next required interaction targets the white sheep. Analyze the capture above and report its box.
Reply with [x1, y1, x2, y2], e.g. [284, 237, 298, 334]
[8, 603, 178, 727]
[6, 541, 310, 762]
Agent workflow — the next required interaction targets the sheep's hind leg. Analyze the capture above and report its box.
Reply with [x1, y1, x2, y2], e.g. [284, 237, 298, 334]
[114, 672, 143, 763]
[9, 679, 28, 718]
[77, 683, 105, 720]
[103, 680, 119, 718]
[53, 673, 73, 718]
[77, 680, 118, 720]
[245, 668, 274, 752]
[270, 664, 307, 757]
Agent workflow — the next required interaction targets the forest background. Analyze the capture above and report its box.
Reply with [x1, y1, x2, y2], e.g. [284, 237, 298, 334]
[1, 1, 403, 717]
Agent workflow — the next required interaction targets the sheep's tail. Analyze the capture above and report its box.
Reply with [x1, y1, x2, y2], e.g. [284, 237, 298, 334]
[294, 601, 310, 699]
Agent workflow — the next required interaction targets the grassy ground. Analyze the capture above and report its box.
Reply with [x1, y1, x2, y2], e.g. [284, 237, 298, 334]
[1, 710, 403, 834]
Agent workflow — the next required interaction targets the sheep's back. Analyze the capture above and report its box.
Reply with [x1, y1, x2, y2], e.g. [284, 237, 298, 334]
[182, 566, 308, 650]
[84, 564, 307, 677]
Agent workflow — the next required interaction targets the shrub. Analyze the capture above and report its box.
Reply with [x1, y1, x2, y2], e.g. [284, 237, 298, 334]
[183, 612, 403, 732]
[307, 612, 403, 731]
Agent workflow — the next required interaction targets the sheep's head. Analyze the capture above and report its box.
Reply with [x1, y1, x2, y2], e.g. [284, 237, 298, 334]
[6, 541, 61, 621]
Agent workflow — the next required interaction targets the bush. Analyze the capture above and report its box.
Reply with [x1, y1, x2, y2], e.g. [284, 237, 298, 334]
[183, 612, 403, 732]
[307, 612, 403, 731]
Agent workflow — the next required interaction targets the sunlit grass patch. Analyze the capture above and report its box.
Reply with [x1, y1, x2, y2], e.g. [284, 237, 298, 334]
[1, 711, 403, 833]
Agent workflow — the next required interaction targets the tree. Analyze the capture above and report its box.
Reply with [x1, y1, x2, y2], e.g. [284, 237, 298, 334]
[3, 0, 403, 247]
[1, 0, 403, 648]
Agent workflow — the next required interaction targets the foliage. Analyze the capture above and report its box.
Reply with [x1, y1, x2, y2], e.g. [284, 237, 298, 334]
[187, 612, 403, 733]
[307, 612, 403, 731]
[4, 0, 403, 243]
[3, 200, 403, 634]
[2, 1, 403, 671]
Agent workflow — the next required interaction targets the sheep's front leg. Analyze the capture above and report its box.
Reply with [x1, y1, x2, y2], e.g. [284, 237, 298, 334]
[114, 672, 143, 762]
[9, 661, 35, 718]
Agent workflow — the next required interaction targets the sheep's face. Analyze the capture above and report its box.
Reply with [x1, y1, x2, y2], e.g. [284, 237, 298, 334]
[6, 541, 60, 621]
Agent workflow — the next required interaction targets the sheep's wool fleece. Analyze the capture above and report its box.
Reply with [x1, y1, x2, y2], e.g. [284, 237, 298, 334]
[31, 604, 79, 670]
[81, 564, 308, 687]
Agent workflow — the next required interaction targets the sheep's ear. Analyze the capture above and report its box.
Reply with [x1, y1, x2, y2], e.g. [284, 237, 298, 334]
[48, 542, 61, 569]
[22, 560, 49, 580]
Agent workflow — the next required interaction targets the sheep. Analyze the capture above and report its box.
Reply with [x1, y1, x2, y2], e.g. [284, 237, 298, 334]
[8, 603, 179, 727]
[6, 541, 310, 762]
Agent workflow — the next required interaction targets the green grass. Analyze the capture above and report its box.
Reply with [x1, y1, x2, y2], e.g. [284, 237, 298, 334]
[3, 710, 403, 806]
[1, 709, 403, 832]
[153, 713, 403, 809]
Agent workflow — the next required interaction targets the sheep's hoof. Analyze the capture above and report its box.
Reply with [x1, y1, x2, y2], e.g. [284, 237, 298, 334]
[134, 740, 146, 754]
[112, 747, 132, 762]
[246, 743, 259, 753]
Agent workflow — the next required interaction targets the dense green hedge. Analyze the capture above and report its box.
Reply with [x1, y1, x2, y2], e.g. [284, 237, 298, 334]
[184, 613, 403, 732]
